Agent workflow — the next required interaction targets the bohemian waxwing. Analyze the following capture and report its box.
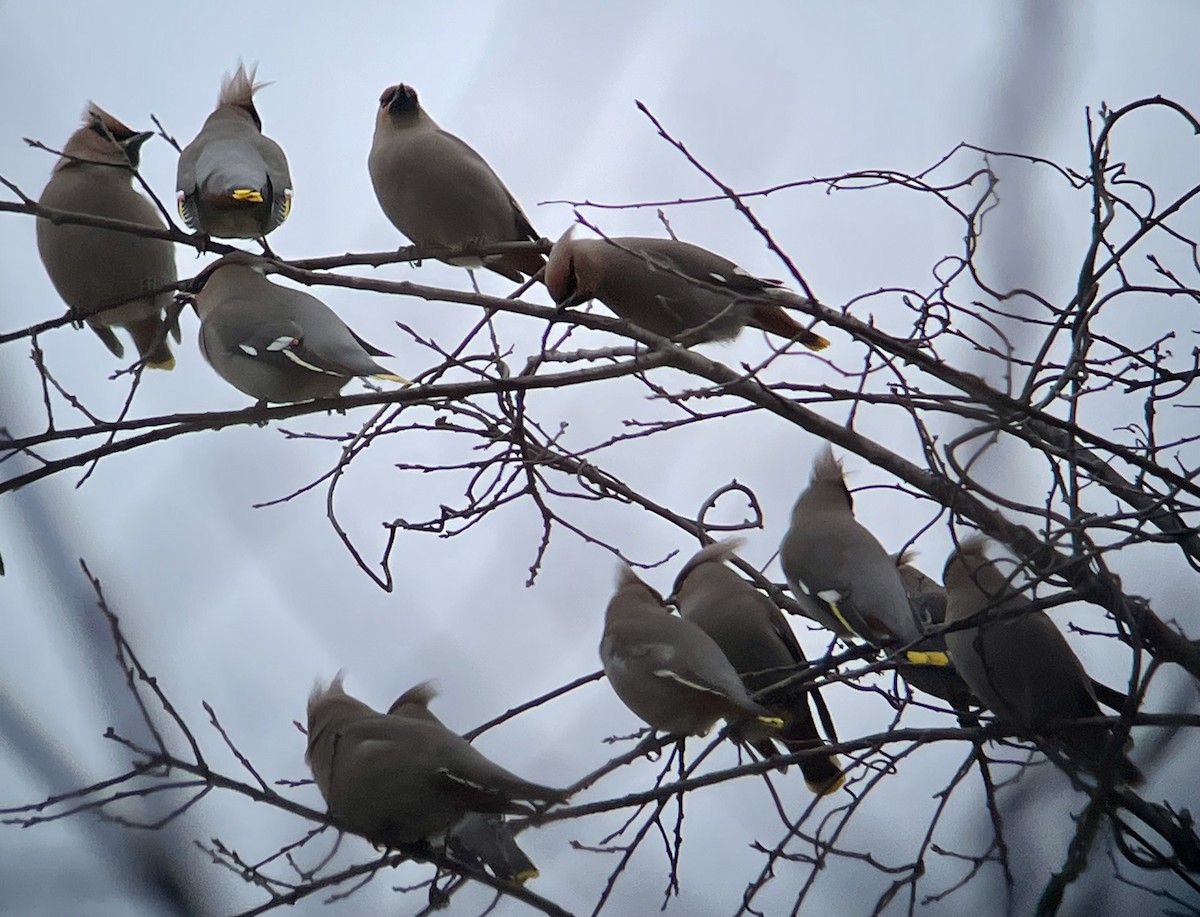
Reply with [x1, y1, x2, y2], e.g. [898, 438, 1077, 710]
[892, 551, 978, 712]
[368, 84, 544, 282]
[306, 676, 568, 850]
[600, 565, 784, 737]
[36, 104, 179, 368]
[942, 536, 1143, 785]
[189, 252, 407, 405]
[387, 685, 539, 884]
[545, 228, 830, 349]
[779, 446, 925, 648]
[176, 63, 292, 241]
[673, 541, 844, 794]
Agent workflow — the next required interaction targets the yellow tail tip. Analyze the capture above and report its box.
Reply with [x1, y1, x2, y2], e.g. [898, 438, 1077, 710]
[512, 867, 539, 885]
[806, 772, 844, 796]
[755, 715, 786, 730]
[373, 372, 411, 384]
[146, 356, 176, 371]
[806, 771, 847, 796]
[803, 331, 831, 352]
[231, 188, 264, 203]
[905, 649, 950, 667]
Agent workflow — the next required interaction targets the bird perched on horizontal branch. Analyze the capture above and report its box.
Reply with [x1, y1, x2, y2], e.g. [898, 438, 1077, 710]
[188, 252, 407, 405]
[673, 540, 844, 794]
[892, 551, 979, 712]
[942, 536, 1143, 786]
[177, 63, 292, 243]
[386, 684, 542, 885]
[369, 83, 544, 283]
[306, 675, 569, 852]
[546, 227, 829, 349]
[780, 446, 930, 652]
[37, 103, 179, 368]
[600, 565, 784, 738]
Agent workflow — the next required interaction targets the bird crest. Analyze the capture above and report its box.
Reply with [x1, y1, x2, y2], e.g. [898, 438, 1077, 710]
[82, 103, 139, 143]
[671, 538, 746, 596]
[808, 444, 854, 508]
[387, 680, 438, 716]
[218, 62, 268, 127]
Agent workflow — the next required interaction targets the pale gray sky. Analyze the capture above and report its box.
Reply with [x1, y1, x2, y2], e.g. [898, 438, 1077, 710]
[1, 3, 1198, 916]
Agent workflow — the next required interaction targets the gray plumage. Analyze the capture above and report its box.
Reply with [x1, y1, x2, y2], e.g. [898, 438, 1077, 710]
[176, 64, 292, 240]
[892, 551, 979, 711]
[306, 676, 567, 849]
[36, 103, 179, 367]
[780, 446, 923, 647]
[368, 84, 544, 282]
[386, 686, 540, 884]
[942, 536, 1143, 785]
[673, 541, 844, 794]
[446, 813, 539, 886]
[545, 228, 830, 349]
[600, 565, 782, 737]
[190, 252, 406, 404]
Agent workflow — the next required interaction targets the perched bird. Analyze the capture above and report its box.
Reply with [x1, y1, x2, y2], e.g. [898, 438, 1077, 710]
[36, 103, 179, 368]
[368, 83, 544, 282]
[176, 63, 292, 241]
[942, 536, 1143, 785]
[387, 685, 539, 885]
[892, 551, 978, 712]
[673, 541, 844, 794]
[445, 813, 539, 887]
[189, 252, 407, 405]
[600, 565, 783, 737]
[306, 675, 568, 850]
[780, 446, 928, 650]
[545, 228, 830, 348]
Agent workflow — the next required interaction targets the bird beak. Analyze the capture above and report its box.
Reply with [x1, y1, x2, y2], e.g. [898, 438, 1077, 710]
[126, 130, 155, 152]
[554, 290, 588, 312]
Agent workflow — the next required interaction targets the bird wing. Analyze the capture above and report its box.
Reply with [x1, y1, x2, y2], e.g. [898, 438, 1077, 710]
[447, 813, 538, 884]
[176, 141, 200, 196]
[435, 130, 537, 238]
[1016, 612, 1103, 726]
[609, 635, 727, 698]
[634, 239, 779, 297]
[786, 560, 888, 643]
[206, 310, 375, 378]
[787, 525, 922, 646]
[256, 134, 292, 193]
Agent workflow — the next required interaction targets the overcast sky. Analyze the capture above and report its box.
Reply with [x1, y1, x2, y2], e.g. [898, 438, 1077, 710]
[1, 3, 1198, 916]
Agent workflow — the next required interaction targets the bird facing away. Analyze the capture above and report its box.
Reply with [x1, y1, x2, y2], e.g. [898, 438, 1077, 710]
[176, 63, 292, 241]
[36, 103, 179, 368]
[386, 685, 540, 884]
[673, 541, 844, 795]
[941, 536, 1143, 785]
[600, 565, 784, 737]
[780, 446, 925, 648]
[368, 83, 544, 282]
[892, 551, 979, 712]
[545, 228, 830, 349]
[189, 252, 407, 405]
[306, 675, 568, 850]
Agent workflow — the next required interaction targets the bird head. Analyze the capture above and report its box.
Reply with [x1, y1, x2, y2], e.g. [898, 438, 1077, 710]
[546, 225, 590, 309]
[670, 538, 747, 603]
[379, 83, 422, 121]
